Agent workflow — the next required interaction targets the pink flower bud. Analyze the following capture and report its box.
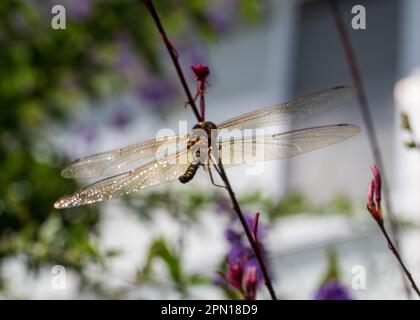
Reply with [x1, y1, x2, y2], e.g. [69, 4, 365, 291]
[227, 260, 243, 290]
[367, 179, 374, 208]
[367, 164, 383, 224]
[370, 164, 382, 204]
[244, 266, 257, 300]
[191, 64, 210, 82]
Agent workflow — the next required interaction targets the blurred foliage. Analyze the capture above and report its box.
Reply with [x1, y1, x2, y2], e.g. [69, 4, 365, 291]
[126, 188, 354, 224]
[238, 190, 354, 220]
[137, 237, 208, 296]
[318, 247, 341, 285]
[400, 111, 420, 150]
[0, 0, 262, 297]
[125, 187, 217, 221]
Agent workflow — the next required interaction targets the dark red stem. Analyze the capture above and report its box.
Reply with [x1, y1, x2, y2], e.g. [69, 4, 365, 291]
[143, 0, 202, 122]
[216, 163, 277, 300]
[328, 0, 411, 298]
[198, 81, 206, 120]
[377, 222, 420, 298]
[143, 0, 277, 300]
[253, 212, 260, 244]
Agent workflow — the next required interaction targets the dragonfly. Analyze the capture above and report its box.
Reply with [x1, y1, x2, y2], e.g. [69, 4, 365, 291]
[54, 86, 360, 209]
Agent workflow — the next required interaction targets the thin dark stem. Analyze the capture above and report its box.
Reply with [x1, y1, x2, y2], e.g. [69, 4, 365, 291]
[216, 162, 277, 300]
[143, 0, 202, 122]
[253, 212, 260, 244]
[143, 0, 277, 300]
[328, 0, 411, 298]
[198, 81, 207, 120]
[378, 222, 420, 298]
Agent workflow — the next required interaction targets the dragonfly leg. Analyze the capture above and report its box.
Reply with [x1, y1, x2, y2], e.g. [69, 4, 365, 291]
[184, 91, 199, 108]
[208, 166, 226, 189]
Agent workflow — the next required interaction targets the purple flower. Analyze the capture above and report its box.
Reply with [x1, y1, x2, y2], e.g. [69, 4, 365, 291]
[225, 228, 240, 243]
[68, 0, 93, 21]
[187, 46, 209, 68]
[80, 126, 96, 144]
[217, 212, 269, 300]
[205, 0, 237, 34]
[110, 110, 131, 130]
[115, 41, 139, 72]
[205, 8, 231, 34]
[138, 80, 176, 107]
[314, 281, 352, 300]
[215, 197, 231, 215]
[227, 242, 247, 263]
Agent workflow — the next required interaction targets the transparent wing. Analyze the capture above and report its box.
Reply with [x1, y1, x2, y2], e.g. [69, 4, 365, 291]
[218, 124, 360, 166]
[218, 86, 357, 130]
[54, 150, 192, 209]
[61, 135, 188, 179]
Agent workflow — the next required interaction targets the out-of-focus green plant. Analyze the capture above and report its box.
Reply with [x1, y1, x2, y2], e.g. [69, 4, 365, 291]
[137, 237, 208, 297]
[313, 247, 352, 300]
[127, 188, 354, 224]
[238, 190, 354, 220]
[400, 111, 420, 150]
[0, 0, 262, 297]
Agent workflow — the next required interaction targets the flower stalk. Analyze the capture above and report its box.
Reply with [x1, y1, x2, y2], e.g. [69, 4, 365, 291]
[191, 64, 210, 120]
[143, 0, 277, 300]
[328, 0, 411, 298]
[142, 0, 202, 122]
[367, 164, 420, 298]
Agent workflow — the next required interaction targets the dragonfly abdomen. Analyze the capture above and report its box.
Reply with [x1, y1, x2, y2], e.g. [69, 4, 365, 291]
[179, 159, 200, 184]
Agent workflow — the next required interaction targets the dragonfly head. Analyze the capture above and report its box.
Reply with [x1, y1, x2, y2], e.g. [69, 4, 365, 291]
[193, 121, 217, 136]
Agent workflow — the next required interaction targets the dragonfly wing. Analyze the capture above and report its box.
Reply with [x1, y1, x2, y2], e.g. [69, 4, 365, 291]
[61, 135, 188, 179]
[54, 150, 192, 209]
[218, 86, 357, 130]
[218, 124, 360, 166]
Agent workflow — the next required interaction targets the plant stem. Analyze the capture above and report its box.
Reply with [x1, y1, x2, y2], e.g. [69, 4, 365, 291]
[328, 0, 412, 298]
[143, 0, 277, 300]
[142, 0, 202, 123]
[216, 162, 277, 299]
[378, 222, 420, 298]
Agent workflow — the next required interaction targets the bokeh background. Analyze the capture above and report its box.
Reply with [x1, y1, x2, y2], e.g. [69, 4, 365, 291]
[1, 0, 420, 299]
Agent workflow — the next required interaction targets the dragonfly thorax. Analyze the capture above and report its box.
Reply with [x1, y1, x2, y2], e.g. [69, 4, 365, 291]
[191, 121, 219, 161]
[179, 122, 220, 184]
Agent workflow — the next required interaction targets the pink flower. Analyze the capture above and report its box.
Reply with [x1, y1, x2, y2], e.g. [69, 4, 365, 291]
[367, 180, 374, 208]
[244, 265, 257, 300]
[367, 164, 383, 224]
[191, 64, 210, 82]
[227, 259, 244, 291]
[216, 212, 267, 300]
[370, 164, 382, 205]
